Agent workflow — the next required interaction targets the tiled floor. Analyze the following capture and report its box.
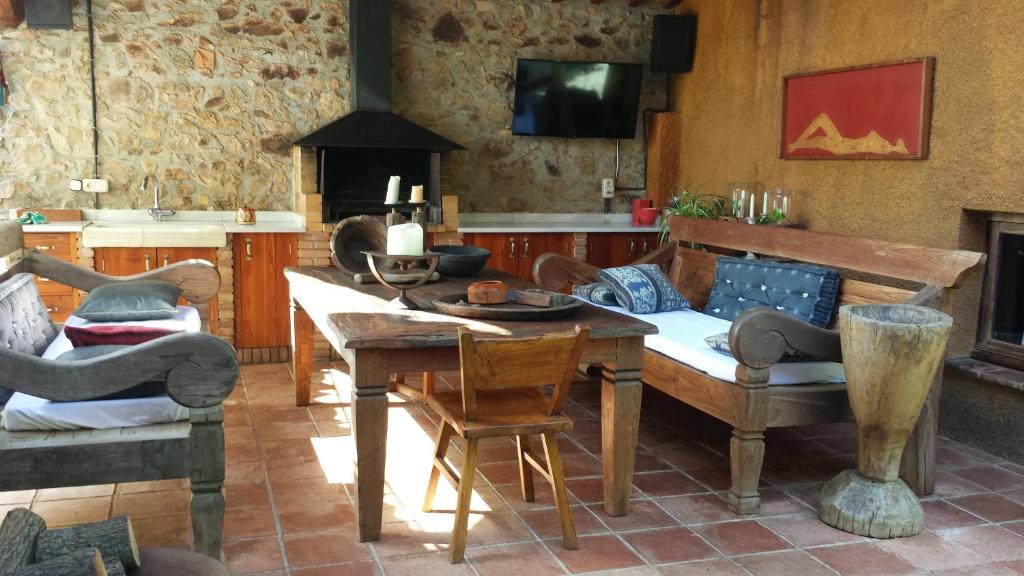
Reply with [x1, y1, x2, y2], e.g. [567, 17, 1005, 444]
[5, 362, 1024, 576]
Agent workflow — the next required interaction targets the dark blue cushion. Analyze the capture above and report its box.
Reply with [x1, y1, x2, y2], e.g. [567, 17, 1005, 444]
[572, 282, 619, 306]
[598, 264, 689, 314]
[704, 257, 839, 327]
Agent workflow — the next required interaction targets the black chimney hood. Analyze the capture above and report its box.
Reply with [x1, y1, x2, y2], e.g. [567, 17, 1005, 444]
[294, 0, 464, 151]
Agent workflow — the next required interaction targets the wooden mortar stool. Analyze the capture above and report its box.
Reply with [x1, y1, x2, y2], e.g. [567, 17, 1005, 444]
[819, 304, 952, 538]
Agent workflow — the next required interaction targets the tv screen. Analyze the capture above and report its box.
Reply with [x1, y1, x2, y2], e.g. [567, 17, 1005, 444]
[512, 59, 644, 139]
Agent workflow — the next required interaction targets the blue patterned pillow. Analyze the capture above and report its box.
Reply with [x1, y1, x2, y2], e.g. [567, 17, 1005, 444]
[704, 257, 840, 327]
[573, 282, 619, 306]
[598, 264, 689, 314]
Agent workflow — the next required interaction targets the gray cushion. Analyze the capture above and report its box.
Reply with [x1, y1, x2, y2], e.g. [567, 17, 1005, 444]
[704, 257, 840, 327]
[74, 281, 181, 322]
[0, 273, 59, 403]
[56, 346, 169, 400]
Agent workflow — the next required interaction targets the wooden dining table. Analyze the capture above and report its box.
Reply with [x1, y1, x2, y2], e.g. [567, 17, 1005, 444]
[285, 266, 658, 542]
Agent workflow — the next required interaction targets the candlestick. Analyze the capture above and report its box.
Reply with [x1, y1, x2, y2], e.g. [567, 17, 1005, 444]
[387, 222, 424, 256]
[410, 185, 424, 204]
[385, 176, 401, 205]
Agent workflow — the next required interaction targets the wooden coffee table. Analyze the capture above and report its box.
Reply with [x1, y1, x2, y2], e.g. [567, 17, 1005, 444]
[285, 267, 657, 542]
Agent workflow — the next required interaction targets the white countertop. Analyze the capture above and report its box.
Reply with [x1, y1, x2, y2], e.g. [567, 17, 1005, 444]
[458, 213, 661, 234]
[21, 221, 90, 233]
[12, 211, 306, 235]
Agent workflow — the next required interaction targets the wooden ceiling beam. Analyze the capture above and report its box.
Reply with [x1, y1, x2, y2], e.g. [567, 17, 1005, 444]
[0, 0, 25, 28]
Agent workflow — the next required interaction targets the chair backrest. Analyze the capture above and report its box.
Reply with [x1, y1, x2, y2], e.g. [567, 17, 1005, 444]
[458, 325, 590, 420]
[667, 217, 986, 323]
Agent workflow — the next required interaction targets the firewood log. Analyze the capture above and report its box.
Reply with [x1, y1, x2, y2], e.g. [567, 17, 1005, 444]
[11, 548, 106, 576]
[0, 508, 48, 572]
[104, 561, 126, 576]
[35, 516, 139, 570]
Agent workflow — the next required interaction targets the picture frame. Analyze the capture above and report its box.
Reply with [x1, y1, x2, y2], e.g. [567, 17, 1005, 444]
[781, 58, 935, 160]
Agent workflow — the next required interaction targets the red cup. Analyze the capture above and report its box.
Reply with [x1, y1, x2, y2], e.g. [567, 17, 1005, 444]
[637, 207, 660, 226]
[632, 199, 652, 226]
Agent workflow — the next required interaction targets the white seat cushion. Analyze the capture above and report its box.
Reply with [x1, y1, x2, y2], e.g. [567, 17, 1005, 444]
[586, 302, 846, 385]
[1, 306, 200, 431]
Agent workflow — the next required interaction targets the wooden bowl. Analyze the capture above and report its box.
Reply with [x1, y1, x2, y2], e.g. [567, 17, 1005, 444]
[467, 280, 509, 304]
[330, 216, 387, 276]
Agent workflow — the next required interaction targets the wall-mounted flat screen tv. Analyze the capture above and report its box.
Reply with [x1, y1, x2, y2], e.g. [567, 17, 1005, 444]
[512, 59, 644, 139]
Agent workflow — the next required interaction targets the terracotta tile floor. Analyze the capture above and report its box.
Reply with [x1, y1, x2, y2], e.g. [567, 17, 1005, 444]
[5, 362, 1024, 576]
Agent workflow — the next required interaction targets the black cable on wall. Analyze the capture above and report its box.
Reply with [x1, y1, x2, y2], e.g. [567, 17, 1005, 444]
[86, 0, 99, 183]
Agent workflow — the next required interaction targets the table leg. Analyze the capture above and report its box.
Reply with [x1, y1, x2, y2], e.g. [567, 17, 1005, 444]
[601, 337, 644, 516]
[350, 349, 390, 542]
[291, 300, 314, 407]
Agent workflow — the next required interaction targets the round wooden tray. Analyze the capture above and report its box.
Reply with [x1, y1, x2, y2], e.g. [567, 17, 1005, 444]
[433, 291, 583, 321]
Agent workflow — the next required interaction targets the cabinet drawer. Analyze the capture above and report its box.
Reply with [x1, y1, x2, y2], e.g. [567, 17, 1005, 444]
[34, 276, 74, 296]
[25, 233, 73, 260]
[42, 294, 75, 323]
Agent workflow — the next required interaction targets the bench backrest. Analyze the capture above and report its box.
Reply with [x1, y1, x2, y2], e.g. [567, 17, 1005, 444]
[667, 218, 986, 324]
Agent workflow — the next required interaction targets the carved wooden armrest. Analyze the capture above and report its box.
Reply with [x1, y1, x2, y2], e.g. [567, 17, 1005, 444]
[0, 333, 239, 408]
[729, 308, 842, 369]
[25, 250, 221, 304]
[532, 253, 602, 291]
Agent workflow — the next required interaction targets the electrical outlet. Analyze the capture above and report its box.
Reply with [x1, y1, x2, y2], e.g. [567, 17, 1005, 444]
[69, 179, 83, 192]
[83, 179, 109, 193]
[601, 178, 615, 199]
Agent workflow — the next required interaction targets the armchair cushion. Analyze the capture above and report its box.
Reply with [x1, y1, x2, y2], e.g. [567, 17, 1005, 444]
[0, 273, 58, 404]
[64, 325, 178, 348]
[74, 281, 181, 322]
[704, 257, 840, 327]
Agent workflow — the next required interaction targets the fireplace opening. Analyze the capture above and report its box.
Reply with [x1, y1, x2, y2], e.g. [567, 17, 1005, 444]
[319, 148, 435, 222]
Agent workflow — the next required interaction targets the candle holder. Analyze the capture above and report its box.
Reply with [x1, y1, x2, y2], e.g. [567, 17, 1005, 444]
[363, 250, 440, 309]
[385, 204, 406, 228]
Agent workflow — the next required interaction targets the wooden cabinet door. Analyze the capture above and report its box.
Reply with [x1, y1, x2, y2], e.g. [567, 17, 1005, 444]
[234, 233, 297, 349]
[585, 233, 615, 269]
[635, 233, 660, 258]
[462, 233, 513, 275]
[94, 247, 156, 276]
[158, 247, 219, 332]
[518, 233, 572, 281]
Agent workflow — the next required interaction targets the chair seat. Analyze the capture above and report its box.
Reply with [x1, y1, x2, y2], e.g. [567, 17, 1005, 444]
[427, 388, 573, 439]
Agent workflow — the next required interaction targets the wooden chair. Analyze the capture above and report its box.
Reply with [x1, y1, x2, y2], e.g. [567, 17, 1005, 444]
[423, 325, 590, 563]
[534, 217, 986, 515]
[0, 220, 238, 558]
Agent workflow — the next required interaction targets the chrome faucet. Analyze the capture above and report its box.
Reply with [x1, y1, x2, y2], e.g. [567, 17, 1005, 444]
[143, 175, 175, 222]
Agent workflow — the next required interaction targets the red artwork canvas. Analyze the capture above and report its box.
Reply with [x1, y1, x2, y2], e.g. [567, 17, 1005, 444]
[782, 58, 934, 160]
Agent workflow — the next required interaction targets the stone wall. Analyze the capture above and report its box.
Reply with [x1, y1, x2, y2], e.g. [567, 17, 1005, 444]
[0, 0, 665, 215]
[669, 0, 1024, 356]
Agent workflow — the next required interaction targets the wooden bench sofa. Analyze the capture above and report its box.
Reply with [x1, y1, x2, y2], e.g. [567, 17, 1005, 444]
[0, 220, 239, 557]
[534, 217, 986, 514]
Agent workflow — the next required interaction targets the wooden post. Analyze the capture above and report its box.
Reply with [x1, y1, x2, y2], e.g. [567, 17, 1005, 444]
[600, 336, 644, 516]
[819, 304, 952, 538]
[291, 300, 314, 407]
[189, 407, 226, 558]
[350, 349, 390, 542]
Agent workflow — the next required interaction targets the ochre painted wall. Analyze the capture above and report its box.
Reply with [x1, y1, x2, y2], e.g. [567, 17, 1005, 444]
[670, 0, 1024, 354]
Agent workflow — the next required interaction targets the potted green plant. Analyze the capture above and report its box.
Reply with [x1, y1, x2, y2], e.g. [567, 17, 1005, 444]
[658, 185, 729, 245]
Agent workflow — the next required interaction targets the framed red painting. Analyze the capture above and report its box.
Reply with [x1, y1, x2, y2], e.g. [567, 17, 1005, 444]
[781, 58, 934, 160]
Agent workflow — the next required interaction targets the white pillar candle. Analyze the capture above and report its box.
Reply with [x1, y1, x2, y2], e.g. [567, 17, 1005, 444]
[762, 191, 769, 215]
[387, 222, 424, 256]
[410, 185, 425, 204]
[385, 176, 401, 205]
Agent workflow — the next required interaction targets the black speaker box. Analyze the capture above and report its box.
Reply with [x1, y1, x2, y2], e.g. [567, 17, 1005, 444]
[26, 0, 74, 30]
[651, 14, 697, 74]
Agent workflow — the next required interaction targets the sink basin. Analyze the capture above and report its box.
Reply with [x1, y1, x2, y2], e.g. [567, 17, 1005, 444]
[82, 222, 228, 248]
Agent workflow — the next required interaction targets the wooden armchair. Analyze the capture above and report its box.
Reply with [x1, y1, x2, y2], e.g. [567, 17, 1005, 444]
[0, 221, 239, 558]
[534, 217, 986, 514]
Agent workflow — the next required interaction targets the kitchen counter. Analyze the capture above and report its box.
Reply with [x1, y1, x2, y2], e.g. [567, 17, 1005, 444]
[458, 213, 661, 234]
[84, 209, 307, 234]
[20, 221, 91, 233]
